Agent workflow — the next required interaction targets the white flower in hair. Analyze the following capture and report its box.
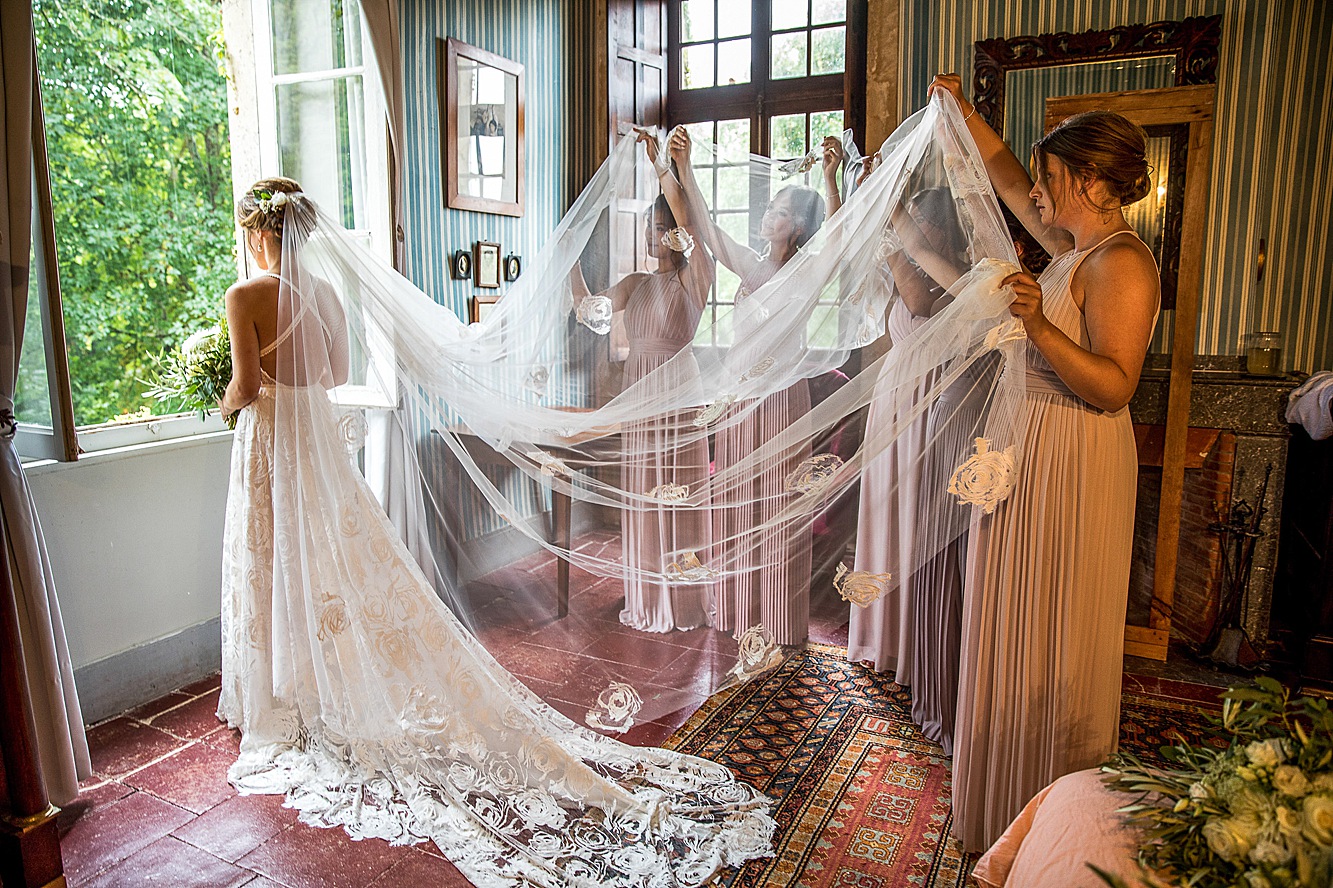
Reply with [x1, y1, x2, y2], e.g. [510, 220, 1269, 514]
[270, 191, 290, 209]
[575, 294, 614, 335]
[948, 437, 1018, 513]
[660, 227, 695, 258]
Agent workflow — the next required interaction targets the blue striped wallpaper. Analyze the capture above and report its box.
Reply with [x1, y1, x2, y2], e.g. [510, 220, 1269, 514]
[400, 0, 570, 541]
[900, 0, 1333, 371]
[400, 0, 566, 308]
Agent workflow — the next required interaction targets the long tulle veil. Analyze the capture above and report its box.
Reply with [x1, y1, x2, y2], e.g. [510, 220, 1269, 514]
[255, 90, 1025, 738]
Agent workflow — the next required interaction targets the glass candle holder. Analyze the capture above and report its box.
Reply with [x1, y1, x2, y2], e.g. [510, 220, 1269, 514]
[1245, 331, 1283, 376]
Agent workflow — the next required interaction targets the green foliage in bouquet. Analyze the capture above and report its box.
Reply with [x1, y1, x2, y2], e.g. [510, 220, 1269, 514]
[143, 320, 235, 429]
[1097, 677, 1333, 888]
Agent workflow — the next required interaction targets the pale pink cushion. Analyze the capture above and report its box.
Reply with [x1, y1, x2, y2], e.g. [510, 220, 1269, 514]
[972, 768, 1164, 888]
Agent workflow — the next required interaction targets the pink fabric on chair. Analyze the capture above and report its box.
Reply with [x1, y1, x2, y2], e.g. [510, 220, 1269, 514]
[972, 769, 1166, 888]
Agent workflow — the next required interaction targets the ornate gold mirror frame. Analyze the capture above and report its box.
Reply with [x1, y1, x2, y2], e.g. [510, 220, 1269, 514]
[974, 17, 1222, 661]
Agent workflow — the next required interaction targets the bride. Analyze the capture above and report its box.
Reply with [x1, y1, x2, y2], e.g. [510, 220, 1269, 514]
[215, 176, 775, 887]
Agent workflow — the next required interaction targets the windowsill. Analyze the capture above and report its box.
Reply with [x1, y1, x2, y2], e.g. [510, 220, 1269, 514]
[23, 424, 234, 474]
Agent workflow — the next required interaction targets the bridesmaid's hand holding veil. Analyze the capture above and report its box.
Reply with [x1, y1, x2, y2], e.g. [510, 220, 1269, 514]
[1001, 271, 1053, 338]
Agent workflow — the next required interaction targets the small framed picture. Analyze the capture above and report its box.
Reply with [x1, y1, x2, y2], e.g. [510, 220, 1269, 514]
[474, 241, 502, 289]
[504, 254, 522, 282]
[451, 249, 472, 280]
[469, 294, 500, 324]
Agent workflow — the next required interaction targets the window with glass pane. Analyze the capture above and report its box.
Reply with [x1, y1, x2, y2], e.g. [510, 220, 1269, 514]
[16, 233, 53, 430]
[33, 0, 236, 428]
[670, 1, 854, 350]
[770, 0, 846, 80]
[686, 119, 750, 347]
[270, 0, 371, 232]
[679, 0, 753, 89]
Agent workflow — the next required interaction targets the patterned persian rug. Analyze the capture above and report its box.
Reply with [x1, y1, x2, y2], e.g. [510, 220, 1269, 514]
[664, 642, 1229, 888]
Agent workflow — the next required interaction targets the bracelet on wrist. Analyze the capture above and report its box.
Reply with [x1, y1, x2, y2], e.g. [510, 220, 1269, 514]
[963, 106, 977, 123]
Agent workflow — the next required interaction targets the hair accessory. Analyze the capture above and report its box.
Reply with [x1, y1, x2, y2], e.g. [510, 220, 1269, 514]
[254, 189, 296, 215]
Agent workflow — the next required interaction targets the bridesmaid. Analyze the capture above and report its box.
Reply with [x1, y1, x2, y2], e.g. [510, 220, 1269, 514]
[671, 127, 836, 645]
[929, 74, 1160, 852]
[848, 184, 972, 755]
[571, 130, 715, 632]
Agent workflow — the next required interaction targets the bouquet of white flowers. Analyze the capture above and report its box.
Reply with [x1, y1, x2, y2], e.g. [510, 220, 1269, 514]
[143, 321, 235, 429]
[1098, 678, 1333, 888]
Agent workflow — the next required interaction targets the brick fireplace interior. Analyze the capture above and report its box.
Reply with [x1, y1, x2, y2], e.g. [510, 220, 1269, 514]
[1129, 426, 1236, 647]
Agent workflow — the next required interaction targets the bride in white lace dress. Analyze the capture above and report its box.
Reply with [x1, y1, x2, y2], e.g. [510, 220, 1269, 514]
[215, 177, 774, 887]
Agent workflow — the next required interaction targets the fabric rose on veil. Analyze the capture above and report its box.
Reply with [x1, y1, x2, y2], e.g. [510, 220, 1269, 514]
[575, 294, 614, 334]
[947, 437, 1018, 513]
[586, 681, 643, 733]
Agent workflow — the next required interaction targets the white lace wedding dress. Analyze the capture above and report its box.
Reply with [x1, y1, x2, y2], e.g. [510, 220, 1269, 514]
[217, 365, 774, 887]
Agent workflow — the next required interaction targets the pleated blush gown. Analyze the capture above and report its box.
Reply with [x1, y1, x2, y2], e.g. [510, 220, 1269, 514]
[711, 266, 812, 645]
[619, 272, 712, 632]
[952, 230, 1152, 852]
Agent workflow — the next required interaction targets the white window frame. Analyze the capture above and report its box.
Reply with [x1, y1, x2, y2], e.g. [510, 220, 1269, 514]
[28, 0, 400, 462]
[251, 0, 396, 411]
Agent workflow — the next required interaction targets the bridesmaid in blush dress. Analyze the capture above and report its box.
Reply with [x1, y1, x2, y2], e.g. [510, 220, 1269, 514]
[928, 75, 1161, 852]
[571, 131, 716, 632]
[672, 127, 837, 645]
[848, 184, 972, 756]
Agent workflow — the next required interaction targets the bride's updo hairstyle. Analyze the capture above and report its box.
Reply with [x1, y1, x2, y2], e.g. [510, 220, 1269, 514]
[236, 176, 318, 245]
[1032, 110, 1151, 211]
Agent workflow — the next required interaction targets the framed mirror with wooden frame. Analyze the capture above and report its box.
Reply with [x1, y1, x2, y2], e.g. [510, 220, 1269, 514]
[974, 16, 1222, 662]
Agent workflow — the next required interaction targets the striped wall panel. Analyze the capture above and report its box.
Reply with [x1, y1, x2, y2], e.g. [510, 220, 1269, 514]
[899, 0, 1332, 371]
[400, 0, 571, 540]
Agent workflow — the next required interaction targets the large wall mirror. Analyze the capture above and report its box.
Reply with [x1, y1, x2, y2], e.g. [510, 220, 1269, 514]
[440, 37, 525, 217]
[973, 16, 1222, 662]
[974, 15, 1221, 308]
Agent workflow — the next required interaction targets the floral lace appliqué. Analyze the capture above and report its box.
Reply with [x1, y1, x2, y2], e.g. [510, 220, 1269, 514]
[525, 366, 550, 397]
[727, 625, 785, 683]
[665, 551, 718, 582]
[647, 482, 690, 503]
[834, 562, 892, 608]
[575, 294, 614, 335]
[693, 394, 738, 428]
[737, 357, 775, 384]
[526, 450, 572, 479]
[585, 681, 643, 733]
[785, 453, 844, 495]
[338, 409, 368, 455]
[943, 152, 990, 197]
[948, 437, 1018, 513]
[983, 317, 1027, 351]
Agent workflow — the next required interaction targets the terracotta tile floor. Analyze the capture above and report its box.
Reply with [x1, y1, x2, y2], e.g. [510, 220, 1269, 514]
[61, 528, 1228, 885]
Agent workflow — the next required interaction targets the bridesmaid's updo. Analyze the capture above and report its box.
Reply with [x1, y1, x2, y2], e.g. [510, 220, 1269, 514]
[1032, 111, 1152, 209]
[236, 176, 318, 243]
